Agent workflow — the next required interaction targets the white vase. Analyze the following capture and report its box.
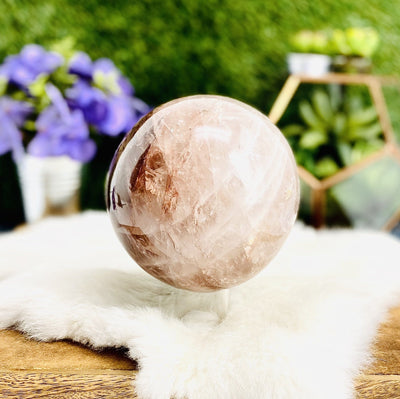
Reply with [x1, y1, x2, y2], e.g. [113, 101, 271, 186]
[16, 154, 46, 224]
[43, 156, 82, 208]
[17, 154, 82, 223]
[287, 53, 331, 77]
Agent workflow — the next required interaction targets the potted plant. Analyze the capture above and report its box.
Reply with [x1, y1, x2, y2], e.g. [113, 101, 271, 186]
[330, 27, 380, 73]
[283, 86, 384, 179]
[287, 30, 332, 76]
[0, 40, 151, 223]
[281, 85, 400, 228]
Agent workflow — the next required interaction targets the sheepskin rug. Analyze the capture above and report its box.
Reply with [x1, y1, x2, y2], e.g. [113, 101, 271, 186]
[0, 211, 399, 399]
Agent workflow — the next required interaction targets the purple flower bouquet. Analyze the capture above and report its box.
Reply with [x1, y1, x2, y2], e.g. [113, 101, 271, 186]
[0, 43, 151, 163]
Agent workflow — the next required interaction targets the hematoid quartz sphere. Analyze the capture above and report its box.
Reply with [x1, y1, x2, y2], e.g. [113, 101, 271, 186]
[107, 95, 299, 292]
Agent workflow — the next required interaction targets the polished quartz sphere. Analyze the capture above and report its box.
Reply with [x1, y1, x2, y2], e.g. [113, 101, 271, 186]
[107, 95, 299, 292]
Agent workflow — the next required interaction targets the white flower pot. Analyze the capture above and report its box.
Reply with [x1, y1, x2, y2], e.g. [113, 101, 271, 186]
[17, 154, 82, 223]
[16, 154, 46, 224]
[44, 157, 82, 207]
[287, 53, 331, 77]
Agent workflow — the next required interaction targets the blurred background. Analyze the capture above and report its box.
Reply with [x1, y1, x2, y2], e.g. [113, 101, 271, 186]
[0, 0, 399, 232]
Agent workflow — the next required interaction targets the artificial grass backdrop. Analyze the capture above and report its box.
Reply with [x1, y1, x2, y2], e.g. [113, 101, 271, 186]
[1, 0, 399, 225]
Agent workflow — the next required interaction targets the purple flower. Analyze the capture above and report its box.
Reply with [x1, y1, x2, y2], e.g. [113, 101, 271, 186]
[28, 84, 96, 162]
[67, 80, 127, 136]
[0, 108, 24, 161]
[130, 96, 152, 121]
[66, 80, 108, 125]
[68, 52, 93, 80]
[69, 53, 135, 96]
[0, 44, 63, 87]
[98, 95, 151, 135]
[96, 95, 135, 135]
[0, 97, 32, 160]
[70, 53, 119, 78]
[68, 53, 152, 134]
[0, 56, 36, 87]
[0, 45, 151, 164]
[66, 79, 151, 136]
[69, 53, 107, 79]
[93, 58, 117, 74]
[117, 76, 134, 96]
[0, 97, 33, 127]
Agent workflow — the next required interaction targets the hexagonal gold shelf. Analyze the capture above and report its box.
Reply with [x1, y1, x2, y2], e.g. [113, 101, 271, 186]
[268, 73, 400, 230]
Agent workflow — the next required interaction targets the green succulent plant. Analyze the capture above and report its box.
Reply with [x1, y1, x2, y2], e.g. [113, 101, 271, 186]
[290, 30, 331, 54]
[283, 86, 384, 179]
[290, 27, 380, 58]
[331, 27, 380, 58]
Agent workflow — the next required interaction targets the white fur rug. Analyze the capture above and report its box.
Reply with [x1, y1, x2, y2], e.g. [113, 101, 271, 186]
[1, 212, 400, 399]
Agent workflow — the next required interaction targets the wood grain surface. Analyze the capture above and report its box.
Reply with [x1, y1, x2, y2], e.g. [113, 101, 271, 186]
[0, 329, 137, 398]
[0, 371, 136, 399]
[0, 306, 399, 398]
[355, 306, 400, 398]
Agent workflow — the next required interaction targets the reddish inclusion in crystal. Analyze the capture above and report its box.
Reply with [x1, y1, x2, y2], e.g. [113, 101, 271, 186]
[107, 95, 300, 292]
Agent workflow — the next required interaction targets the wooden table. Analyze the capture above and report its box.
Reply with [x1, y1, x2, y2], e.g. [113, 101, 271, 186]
[0, 307, 399, 398]
[356, 306, 400, 398]
[0, 331, 137, 398]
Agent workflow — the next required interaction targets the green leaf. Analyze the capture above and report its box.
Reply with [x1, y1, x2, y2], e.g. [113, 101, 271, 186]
[312, 89, 333, 123]
[12, 91, 27, 101]
[349, 121, 382, 141]
[295, 150, 317, 176]
[328, 84, 342, 113]
[350, 144, 366, 164]
[348, 106, 378, 126]
[337, 141, 352, 166]
[346, 27, 380, 58]
[37, 94, 51, 112]
[331, 29, 352, 56]
[361, 140, 384, 155]
[333, 112, 347, 137]
[299, 129, 328, 149]
[23, 120, 36, 131]
[314, 157, 339, 178]
[51, 66, 77, 87]
[93, 70, 122, 95]
[50, 37, 76, 60]
[290, 30, 315, 53]
[367, 138, 385, 150]
[28, 74, 49, 98]
[351, 139, 384, 164]
[299, 100, 324, 129]
[282, 124, 304, 137]
[0, 77, 7, 96]
[346, 95, 363, 113]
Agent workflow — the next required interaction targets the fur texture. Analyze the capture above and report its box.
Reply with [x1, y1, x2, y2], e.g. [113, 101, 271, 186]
[0, 212, 399, 399]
